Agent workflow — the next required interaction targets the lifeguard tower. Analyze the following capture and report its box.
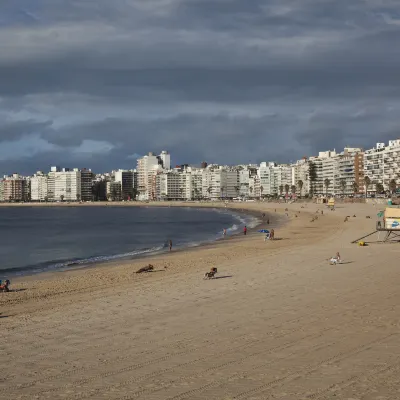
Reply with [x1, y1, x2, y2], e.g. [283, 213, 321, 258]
[352, 207, 400, 244]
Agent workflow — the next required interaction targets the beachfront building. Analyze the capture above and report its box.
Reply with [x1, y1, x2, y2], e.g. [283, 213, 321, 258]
[106, 181, 122, 201]
[80, 169, 95, 202]
[382, 140, 400, 192]
[202, 167, 240, 200]
[291, 159, 310, 197]
[258, 162, 273, 197]
[113, 170, 134, 200]
[363, 141, 400, 193]
[189, 168, 203, 199]
[47, 166, 61, 201]
[237, 165, 258, 198]
[1, 174, 27, 202]
[31, 172, 49, 201]
[155, 167, 204, 200]
[334, 148, 364, 196]
[156, 170, 185, 200]
[54, 169, 81, 201]
[92, 177, 107, 201]
[137, 152, 168, 200]
[0, 180, 3, 202]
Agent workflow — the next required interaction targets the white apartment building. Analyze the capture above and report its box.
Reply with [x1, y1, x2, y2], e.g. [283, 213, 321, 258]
[238, 166, 258, 198]
[258, 162, 274, 196]
[364, 140, 400, 193]
[31, 172, 48, 201]
[47, 166, 60, 201]
[335, 148, 364, 196]
[291, 159, 310, 197]
[54, 169, 81, 201]
[137, 152, 166, 200]
[202, 168, 239, 199]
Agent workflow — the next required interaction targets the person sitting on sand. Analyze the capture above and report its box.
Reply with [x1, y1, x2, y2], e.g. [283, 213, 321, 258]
[0, 279, 10, 292]
[329, 252, 341, 265]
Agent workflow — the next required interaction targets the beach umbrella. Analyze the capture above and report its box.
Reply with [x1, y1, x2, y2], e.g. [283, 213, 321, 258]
[258, 229, 270, 233]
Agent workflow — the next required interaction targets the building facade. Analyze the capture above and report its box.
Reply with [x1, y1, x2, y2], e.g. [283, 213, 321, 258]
[31, 172, 49, 201]
[114, 170, 134, 200]
[80, 169, 94, 202]
[54, 169, 81, 201]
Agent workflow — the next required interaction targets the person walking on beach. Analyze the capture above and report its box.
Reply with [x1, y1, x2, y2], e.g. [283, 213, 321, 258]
[243, 226, 247, 235]
[223, 228, 227, 237]
[270, 229, 275, 240]
[169, 239, 173, 252]
[267, 219, 270, 224]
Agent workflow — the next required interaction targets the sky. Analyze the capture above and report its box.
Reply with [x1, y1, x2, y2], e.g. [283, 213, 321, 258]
[1, 0, 400, 175]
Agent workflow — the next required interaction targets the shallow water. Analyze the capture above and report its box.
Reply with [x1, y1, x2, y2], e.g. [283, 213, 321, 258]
[0, 206, 259, 276]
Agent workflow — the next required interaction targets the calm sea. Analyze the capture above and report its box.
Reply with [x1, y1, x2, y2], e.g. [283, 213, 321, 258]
[0, 206, 259, 277]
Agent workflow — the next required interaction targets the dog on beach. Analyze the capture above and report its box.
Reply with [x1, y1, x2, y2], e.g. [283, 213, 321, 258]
[204, 267, 218, 279]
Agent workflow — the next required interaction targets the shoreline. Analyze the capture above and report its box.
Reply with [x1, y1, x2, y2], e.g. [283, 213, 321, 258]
[1, 202, 303, 312]
[0, 205, 271, 279]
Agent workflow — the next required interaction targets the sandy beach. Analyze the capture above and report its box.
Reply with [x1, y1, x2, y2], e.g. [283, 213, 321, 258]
[1, 201, 400, 400]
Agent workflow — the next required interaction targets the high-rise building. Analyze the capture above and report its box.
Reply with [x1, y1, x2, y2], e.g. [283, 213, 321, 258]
[106, 181, 122, 201]
[137, 152, 166, 200]
[2, 174, 26, 202]
[159, 151, 171, 170]
[364, 140, 400, 193]
[31, 172, 49, 201]
[114, 170, 134, 200]
[201, 168, 239, 199]
[54, 169, 81, 201]
[47, 166, 61, 201]
[80, 169, 95, 202]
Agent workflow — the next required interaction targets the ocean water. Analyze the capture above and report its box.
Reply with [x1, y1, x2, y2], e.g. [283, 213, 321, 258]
[0, 206, 260, 277]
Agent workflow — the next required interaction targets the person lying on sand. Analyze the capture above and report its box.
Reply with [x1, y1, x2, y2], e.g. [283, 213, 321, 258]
[136, 264, 154, 274]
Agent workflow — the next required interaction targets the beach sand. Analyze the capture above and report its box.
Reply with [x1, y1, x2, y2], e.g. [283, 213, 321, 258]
[1, 201, 400, 399]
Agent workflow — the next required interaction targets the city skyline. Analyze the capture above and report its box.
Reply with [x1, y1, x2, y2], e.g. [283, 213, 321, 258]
[1, 139, 399, 203]
[1, 2, 400, 175]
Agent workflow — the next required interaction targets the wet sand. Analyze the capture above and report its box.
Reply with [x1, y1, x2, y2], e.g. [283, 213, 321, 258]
[1, 201, 400, 400]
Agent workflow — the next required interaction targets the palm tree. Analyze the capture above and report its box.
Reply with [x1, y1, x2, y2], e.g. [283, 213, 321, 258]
[291, 185, 296, 195]
[260, 186, 264, 199]
[207, 186, 212, 199]
[179, 187, 184, 200]
[389, 179, 397, 195]
[297, 180, 304, 198]
[339, 178, 346, 196]
[249, 186, 253, 197]
[279, 185, 283, 196]
[76, 194, 81, 202]
[324, 178, 331, 197]
[352, 182, 359, 194]
[220, 186, 225, 200]
[284, 184, 290, 196]
[60, 195, 64, 202]
[364, 176, 371, 197]
[376, 182, 384, 194]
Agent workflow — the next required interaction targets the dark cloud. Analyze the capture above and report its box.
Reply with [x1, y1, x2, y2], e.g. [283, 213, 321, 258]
[1, 0, 400, 175]
[0, 119, 52, 142]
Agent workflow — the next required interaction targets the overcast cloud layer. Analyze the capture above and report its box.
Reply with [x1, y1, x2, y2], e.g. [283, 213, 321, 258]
[1, 0, 400, 175]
